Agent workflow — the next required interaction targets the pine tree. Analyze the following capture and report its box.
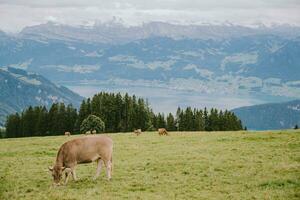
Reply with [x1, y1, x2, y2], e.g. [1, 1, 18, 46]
[157, 113, 166, 128]
[121, 93, 130, 131]
[57, 103, 67, 134]
[86, 98, 92, 115]
[48, 103, 59, 135]
[166, 113, 176, 131]
[208, 108, 219, 131]
[176, 107, 181, 131]
[185, 107, 194, 131]
[78, 100, 87, 129]
[150, 111, 158, 130]
[65, 104, 77, 134]
[218, 110, 225, 131]
[114, 93, 123, 132]
[5, 113, 21, 138]
[22, 106, 35, 137]
[36, 106, 48, 136]
[203, 107, 209, 131]
[194, 109, 205, 131]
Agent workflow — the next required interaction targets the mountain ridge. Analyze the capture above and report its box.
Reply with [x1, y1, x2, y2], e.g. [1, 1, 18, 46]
[15, 22, 300, 44]
[232, 100, 300, 130]
[0, 67, 83, 126]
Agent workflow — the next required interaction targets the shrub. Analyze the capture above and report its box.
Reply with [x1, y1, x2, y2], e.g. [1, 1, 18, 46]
[80, 115, 105, 133]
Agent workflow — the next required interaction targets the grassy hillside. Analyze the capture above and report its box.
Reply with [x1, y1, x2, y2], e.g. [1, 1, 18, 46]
[0, 131, 299, 200]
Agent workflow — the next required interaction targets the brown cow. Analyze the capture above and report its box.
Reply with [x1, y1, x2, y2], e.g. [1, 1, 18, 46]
[158, 128, 168, 136]
[134, 129, 142, 136]
[48, 135, 113, 185]
[64, 132, 71, 136]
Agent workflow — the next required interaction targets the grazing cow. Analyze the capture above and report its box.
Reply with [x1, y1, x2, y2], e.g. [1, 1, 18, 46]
[48, 135, 113, 185]
[134, 129, 142, 136]
[85, 130, 91, 135]
[92, 130, 97, 134]
[158, 128, 168, 136]
[64, 132, 71, 136]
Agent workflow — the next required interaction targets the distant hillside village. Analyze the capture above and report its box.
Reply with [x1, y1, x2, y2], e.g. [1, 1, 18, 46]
[2, 92, 243, 138]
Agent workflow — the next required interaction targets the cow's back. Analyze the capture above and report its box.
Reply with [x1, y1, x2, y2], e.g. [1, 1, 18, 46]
[60, 135, 113, 165]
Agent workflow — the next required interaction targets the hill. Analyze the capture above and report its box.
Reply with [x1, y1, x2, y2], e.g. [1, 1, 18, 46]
[0, 131, 299, 199]
[0, 67, 83, 126]
[232, 100, 300, 130]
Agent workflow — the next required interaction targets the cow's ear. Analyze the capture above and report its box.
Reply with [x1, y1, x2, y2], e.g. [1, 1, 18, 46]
[48, 166, 53, 171]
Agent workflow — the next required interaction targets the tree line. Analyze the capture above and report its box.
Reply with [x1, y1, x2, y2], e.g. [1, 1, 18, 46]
[4, 92, 243, 138]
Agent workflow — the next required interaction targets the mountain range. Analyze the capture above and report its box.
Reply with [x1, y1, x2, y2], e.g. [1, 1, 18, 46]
[19, 21, 300, 44]
[0, 21, 299, 129]
[0, 67, 83, 126]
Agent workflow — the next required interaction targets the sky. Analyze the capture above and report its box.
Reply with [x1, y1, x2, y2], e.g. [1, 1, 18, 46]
[0, 0, 300, 32]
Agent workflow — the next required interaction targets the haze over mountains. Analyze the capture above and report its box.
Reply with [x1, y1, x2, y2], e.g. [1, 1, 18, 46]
[0, 21, 299, 129]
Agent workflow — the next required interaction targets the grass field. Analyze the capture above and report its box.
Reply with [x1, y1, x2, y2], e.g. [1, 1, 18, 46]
[0, 131, 299, 200]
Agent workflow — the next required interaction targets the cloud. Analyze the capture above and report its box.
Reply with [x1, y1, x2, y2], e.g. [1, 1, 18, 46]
[0, 0, 300, 32]
[2, 0, 300, 10]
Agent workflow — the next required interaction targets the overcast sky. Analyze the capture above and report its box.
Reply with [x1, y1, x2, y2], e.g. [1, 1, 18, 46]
[1, 0, 300, 32]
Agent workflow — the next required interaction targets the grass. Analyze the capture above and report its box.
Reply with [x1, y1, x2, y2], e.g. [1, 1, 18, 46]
[0, 130, 299, 200]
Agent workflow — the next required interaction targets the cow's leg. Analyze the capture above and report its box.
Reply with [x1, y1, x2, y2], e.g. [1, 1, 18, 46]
[108, 156, 113, 176]
[93, 159, 103, 180]
[64, 172, 71, 185]
[71, 169, 78, 181]
[64, 168, 73, 185]
[104, 160, 112, 180]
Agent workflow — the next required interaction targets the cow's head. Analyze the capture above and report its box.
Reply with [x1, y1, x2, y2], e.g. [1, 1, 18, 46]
[48, 165, 71, 185]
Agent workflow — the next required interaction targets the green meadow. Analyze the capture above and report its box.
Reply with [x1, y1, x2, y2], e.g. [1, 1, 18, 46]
[0, 131, 299, 200]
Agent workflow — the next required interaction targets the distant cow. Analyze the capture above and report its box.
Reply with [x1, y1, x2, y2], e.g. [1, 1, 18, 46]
[64, 132, 71, 136]
[92, 130, 97, 134]
[85, 130, 91, 135]
[134, 129, 142, 136]
[158, 128, 168, 136]
[48, 135, 113, 185]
